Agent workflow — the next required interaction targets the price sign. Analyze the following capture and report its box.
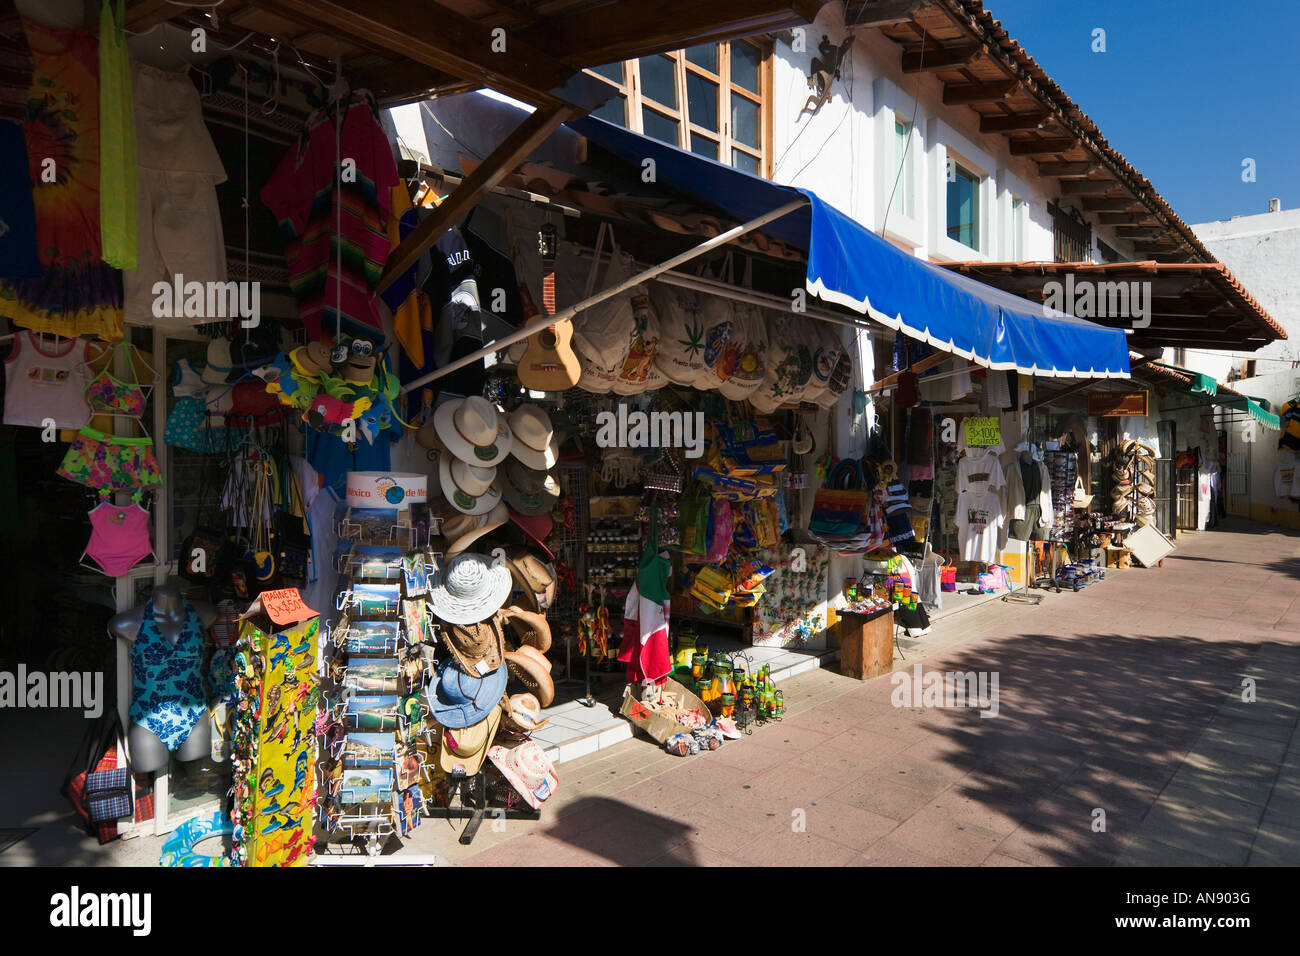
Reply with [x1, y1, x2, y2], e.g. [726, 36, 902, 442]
[965, 417, 1001, 447]
[260, 588, 317, 626]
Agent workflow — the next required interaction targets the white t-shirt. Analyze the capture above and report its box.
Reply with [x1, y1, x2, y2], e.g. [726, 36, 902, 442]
[3, 332, 92, 428]
[956, 489, 1004, 564]
[958, 448, 1006, 494]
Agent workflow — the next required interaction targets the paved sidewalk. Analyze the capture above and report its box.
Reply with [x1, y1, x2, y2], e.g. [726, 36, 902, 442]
[448, 518, 1300, 866]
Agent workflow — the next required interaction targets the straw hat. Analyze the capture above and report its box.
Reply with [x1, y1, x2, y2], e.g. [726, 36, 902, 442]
[504, 646, 555, 706]
[426, 656, 508, 729]
[486, 740, 558, 810]
[434, 395, 513, 467]
[437, 701, 502, 775]
[443, 615, 507, 674]
[507, 552, 556, 613]
[438, 453, 503, 516]
[499, 458, 561, 516]
[445, 501, 510, 557]
[427, 552, 513, 625]
[507, 404, 560, 470]
[500, 693, 549, 734]
[499, 605, 552, 654]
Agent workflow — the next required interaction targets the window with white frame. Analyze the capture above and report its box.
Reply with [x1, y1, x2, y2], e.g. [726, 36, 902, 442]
[893, 115, 915, 219]
[947, 160, 982, 251]
[582, 39, 771, 174]
[1011, 194, 1027, 259]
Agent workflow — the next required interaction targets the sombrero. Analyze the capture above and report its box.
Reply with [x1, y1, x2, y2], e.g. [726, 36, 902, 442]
[499, 605, 552, 654]
[507, 552, 556, 614]
[427, 552, 513, 625]
[507, 404, 560, 470]
[499, 458, 561, 516]
[438, 453, 503, 516]
[504, 645, 555, 707]
[434, 395, 513, 467]
[445, 501, 511, 557]
[443, 615, 507, 674]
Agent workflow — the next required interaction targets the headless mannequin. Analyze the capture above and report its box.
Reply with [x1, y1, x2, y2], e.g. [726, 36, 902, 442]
[109, 581, 217, 773]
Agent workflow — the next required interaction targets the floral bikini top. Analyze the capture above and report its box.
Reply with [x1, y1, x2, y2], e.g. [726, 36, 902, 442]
[86, 345, 147, 417]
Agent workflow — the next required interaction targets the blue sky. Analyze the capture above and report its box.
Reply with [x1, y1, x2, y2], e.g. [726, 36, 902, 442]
[984, 0, 1298, 225]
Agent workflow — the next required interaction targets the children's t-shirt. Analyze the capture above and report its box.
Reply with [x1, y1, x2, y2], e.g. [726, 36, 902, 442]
[956, 489, 1004, 564]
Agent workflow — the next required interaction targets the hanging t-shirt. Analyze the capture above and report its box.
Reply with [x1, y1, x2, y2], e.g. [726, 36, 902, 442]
[957, 448, 1005, 494]
[260, 92, 399, 341]
[302, 485, 343, 619]
[956, 489, 1004, 564]
[303, 423, 402, 496]
[3, 331, 92, 428]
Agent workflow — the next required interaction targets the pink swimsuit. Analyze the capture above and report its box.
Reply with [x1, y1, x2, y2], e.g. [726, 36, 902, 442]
[83, 502, 155, 576]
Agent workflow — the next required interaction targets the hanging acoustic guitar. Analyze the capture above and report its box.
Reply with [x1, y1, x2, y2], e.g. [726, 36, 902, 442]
[517, 223, 581, 391]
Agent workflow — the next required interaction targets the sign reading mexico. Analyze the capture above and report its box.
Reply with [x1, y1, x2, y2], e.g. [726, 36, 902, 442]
[347, 472, 428, 506]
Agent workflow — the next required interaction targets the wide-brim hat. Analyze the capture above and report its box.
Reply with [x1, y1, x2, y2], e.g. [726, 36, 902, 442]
[499, 458, 561, 517]
[434, 395, 513, 467]
[438, 453, 503, 516]
[508, 508, 554, 561]
[504, 646, 555, 707]
[427, 552, 513, 625]
[508, 404, 560, 470]
[499, 605, 552, 654]
[427, 656, 508, 729]
[487, 740, 558, 810]
[444, 615, 507, 674]
[437, 701, 502, 775]
[445, 501, 511, 557]
[507, 552, 556, 613]
[501, 693, 549, 734]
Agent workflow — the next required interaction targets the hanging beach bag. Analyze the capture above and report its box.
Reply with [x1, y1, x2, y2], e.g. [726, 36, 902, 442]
[714, 303, 768, 400]
[573, 223, 632, 393]
[809, 459, 869, 535]
[612, 287, 663, 395]
[802, 321, 845, 405]
[751, 312, 813, 413]
[651, 281, 708, 385]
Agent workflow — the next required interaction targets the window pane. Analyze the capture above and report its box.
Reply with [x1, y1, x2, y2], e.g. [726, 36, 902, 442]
[731, 149, 760, 174]
[642, 108, 679, 146]
[590, 62, 623, 84]
[946, 163, 980, 251]
[894, 119, 913, 218]
[593, 94, 627, 126]
[685, 44, 717, 73]
[731, 95, 759, 148]
[640, 55, 677, 108]
[686, 72, 718, 132]
[691, 135, 719, 160]
[1012, 197, 1026, 258]
[731, 42, 761, 93]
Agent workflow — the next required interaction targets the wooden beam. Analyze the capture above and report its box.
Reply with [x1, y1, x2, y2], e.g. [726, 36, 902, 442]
[1059, 179, 1117, 195]
[843, 0, 929, 27]
[1096, 212, 1152, 224]
[869, 350, 953, 393]
[376, 104, 581, 295]
[535, 0, 821, 67]
[257, 0, 576, 109]
[1036, 161, 1099, 178]
[943, 79, 1018, 105]
[979, 112, 1048, 133]
[1083, 196, 1141, 211]
[1009, 137, 1076, 155]
[902, 43, 983, 72]
[1114, 225, 1164, 239]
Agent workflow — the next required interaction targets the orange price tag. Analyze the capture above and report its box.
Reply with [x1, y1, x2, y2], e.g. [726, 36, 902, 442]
[260, 588, 318, 626]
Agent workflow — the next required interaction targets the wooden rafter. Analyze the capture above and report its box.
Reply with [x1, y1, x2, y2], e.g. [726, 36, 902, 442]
[979, 111, 1047, 132]
[942, 79, 1017, 105]
[902, 43, 982, 72]
[1008, 136, 1076, 155]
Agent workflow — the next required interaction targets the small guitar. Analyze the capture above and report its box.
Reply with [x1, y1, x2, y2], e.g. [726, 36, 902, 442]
[518, 223, 581, 391]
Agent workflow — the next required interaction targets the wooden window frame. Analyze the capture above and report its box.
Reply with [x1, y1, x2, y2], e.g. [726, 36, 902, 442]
[582, 37, 772, 175]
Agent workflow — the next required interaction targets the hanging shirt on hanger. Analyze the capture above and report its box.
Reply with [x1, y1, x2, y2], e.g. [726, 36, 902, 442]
[955, 488, 1004, 564]
[957, 447, 1006, 495]
[3, 331, 92, 428]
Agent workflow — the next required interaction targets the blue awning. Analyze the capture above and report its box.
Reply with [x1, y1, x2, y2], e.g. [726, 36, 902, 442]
[571, 115, 1130, 379]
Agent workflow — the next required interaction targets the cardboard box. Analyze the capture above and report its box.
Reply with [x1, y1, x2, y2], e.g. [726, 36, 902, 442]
[619, 678, 711, 743]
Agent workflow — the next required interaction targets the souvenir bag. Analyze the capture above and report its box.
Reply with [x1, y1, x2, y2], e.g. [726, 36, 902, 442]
[704, 499, 733, 563]
[180, 462, 237, 584]
[612, 287, 662, 395]
[651, 281, 708, 385]
[802, 321, 845, 405]
[62, 705, 132, 842]
[677, 492, 711, 556]
[815, 350, 854, 409]
[691, 293, 734, 391]
[751, 312, 813, 413]
[809, 459, 870, 535]
[572, 223, 633, 393]
[714, 302, 768, 400]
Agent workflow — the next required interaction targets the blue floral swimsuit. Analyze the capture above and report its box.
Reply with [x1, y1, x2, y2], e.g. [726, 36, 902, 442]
[130, 599, 207, 751]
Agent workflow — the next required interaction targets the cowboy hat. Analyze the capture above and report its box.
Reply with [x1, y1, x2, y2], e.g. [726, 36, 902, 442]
[438, 453, 503, 516]
[443, 615, 507, 674]
[508, 508, 554, 560]
[499, 605, 552, 654]
[500, 693, 549, 734]
[427, 656, 508, 729]
[499, 458, 561, 516]
[434, 395, 513, 467]
[507, 404, 560, 470]
[504, 646, 555, 707]
[507, 552, 556, 614]
[486, 740, 558, 810]
[437, 701, 502, 775]
[445, 501, 511, 557]
[427, 552, 513, 625]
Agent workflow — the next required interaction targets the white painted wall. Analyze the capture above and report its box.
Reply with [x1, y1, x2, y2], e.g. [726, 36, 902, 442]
[768, 2, 1140, 264]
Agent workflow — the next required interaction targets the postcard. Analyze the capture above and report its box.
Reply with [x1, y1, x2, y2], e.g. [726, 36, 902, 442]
[339, 767, 393, 806]
[343, 732, 395, 768]
[345, 695, 400, 732]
